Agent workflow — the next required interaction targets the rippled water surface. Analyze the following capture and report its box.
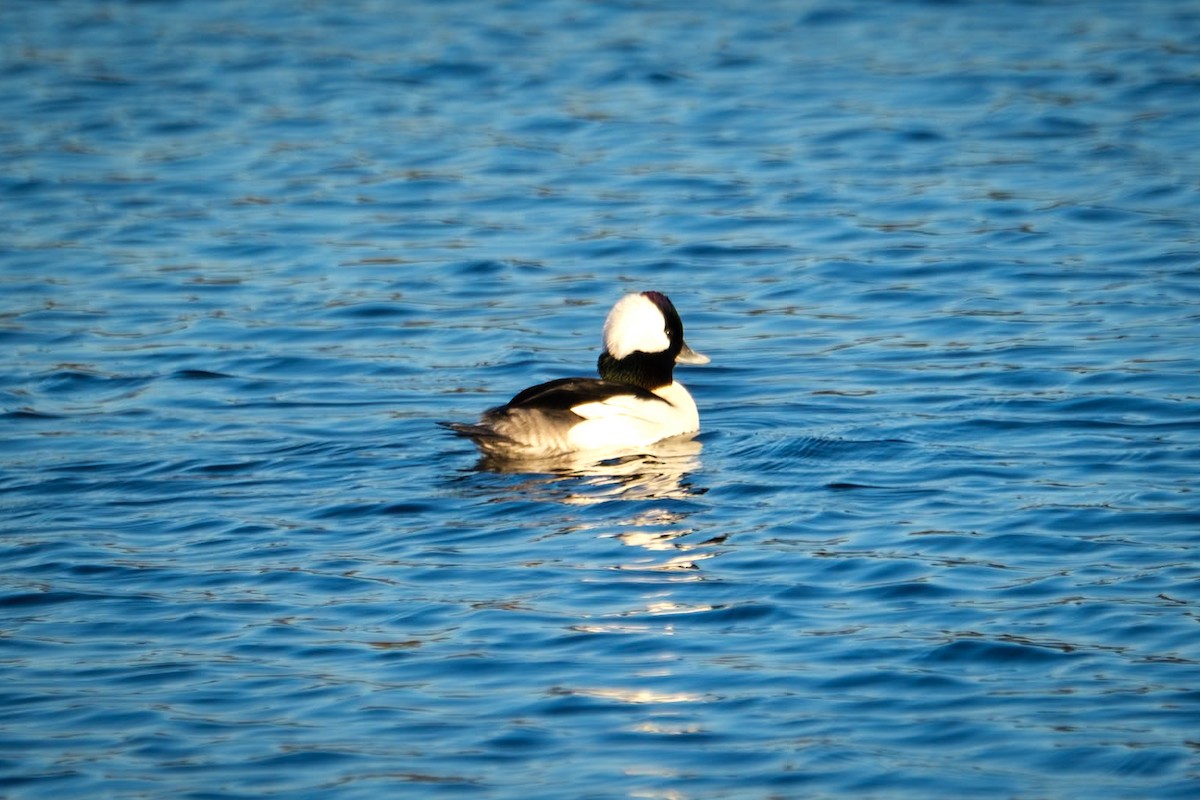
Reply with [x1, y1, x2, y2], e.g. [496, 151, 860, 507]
[3, 1, 1200, 797]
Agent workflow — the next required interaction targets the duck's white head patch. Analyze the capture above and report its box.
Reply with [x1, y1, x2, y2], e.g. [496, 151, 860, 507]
[602, 293, 670, 359]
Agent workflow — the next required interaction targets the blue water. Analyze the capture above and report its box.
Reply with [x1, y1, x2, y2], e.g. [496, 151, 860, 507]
[3, 1, 1200, 797]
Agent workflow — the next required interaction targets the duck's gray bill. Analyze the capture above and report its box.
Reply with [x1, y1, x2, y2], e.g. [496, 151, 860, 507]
[676, 342, 710, 365]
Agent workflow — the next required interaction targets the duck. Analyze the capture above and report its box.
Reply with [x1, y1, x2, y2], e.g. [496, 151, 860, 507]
[444, 291, 709, 458]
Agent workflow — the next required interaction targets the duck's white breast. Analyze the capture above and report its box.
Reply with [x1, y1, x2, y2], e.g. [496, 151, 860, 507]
[566, 382, 699, 451]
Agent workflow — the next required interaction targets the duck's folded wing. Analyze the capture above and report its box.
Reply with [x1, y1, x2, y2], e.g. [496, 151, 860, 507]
[504, 378, 662, 412]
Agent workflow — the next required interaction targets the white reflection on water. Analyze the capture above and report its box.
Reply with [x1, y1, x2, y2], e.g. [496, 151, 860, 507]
[460, 435, 729, 634]
[552, 686, 710, 705]
[466, 436, 726, 577]
[471, 435, 706, 504]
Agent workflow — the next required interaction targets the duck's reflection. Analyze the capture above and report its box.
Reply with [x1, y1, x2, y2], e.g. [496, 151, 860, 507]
[451, 435, 727, 748]
[454, 435, 720, 567]
[469, 435, 707, 505]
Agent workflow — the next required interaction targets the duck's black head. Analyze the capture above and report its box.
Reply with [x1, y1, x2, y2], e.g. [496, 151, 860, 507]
[597, 291, 708, 390]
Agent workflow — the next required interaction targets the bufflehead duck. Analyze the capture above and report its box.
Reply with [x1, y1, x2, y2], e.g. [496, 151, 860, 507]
[445, 291, 709, 458]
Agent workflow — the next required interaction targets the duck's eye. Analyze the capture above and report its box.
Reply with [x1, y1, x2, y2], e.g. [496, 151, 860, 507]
[664, 327, 673, 338]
